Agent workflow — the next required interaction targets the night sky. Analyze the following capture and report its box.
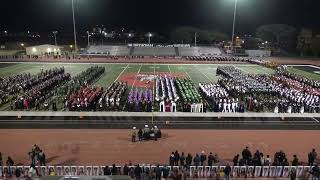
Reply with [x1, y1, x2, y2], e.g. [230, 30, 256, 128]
[1, 0, 320, 34]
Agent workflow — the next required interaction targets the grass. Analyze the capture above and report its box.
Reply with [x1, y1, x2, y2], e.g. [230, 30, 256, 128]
[288, 67, 320, 80]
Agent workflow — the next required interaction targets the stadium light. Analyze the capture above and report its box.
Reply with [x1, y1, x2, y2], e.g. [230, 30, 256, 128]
[52, 31, 58, 46]
[231, 0, 238, 53]
[148, 32, 153, 44]
[71, 0, 78, 51]
[20, 43, 25, 47]
[86, 31, 91, 47]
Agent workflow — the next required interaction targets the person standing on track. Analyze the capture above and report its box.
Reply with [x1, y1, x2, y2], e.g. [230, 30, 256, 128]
[309, 149, 318, 166]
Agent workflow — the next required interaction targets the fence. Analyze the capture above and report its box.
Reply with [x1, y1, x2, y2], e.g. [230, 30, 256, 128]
[0, 165, 316, 178]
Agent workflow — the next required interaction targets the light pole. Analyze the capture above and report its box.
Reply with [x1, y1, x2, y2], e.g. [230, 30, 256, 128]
[231, 0, 238, 53]
[86, 31, 90, 47]
[148, 33, 152, 44]
[52, 31, 58, 46]
[71, 0, 77, 51]
[126, 33, 132, 44]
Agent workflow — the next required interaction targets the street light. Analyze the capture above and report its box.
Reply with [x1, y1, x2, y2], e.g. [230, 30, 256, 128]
[71, 0, 77, 51]
[52, 31, 58, 46]
[148, 33, 152, 44]
[231, 0, 238, 53]
[86, 31, 91, 47]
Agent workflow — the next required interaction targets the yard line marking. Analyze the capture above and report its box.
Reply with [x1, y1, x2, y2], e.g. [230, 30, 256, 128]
[168, 65, 173, 77]
[195, 65, 212, 83]
[114, 64, 129, 82]
[182, 66, 192, 80]
[131, 64, 142, 88]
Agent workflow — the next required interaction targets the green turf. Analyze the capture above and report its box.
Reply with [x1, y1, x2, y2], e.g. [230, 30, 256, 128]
[0, 63, 275, 88]
[288, 67, 320, 80]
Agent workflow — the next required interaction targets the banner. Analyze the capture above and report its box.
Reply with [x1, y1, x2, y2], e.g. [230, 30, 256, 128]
[77, 166, 85, 176]
[92, 166, 100, 176]
[86, 166, 93, 176]
[247, 166, 254, 177]
[0, 165, 315, 178]
[262, 166, 269, 177]
[282, 166, 291, 177]
[63, 166, 71, 176]
[254, 166, 262, 177]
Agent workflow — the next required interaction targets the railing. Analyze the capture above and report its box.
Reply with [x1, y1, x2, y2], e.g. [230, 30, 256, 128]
[0, 165, 315, 178]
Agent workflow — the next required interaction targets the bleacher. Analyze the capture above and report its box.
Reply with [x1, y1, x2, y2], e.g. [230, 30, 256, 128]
[132, 47, 176, 56]
[85, 45, 222, 57]
[86, 46, 131, 56]
[179, 47, 222, 57]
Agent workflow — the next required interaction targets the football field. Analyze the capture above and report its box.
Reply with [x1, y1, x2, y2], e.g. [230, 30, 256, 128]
[0, 62, 275, 87]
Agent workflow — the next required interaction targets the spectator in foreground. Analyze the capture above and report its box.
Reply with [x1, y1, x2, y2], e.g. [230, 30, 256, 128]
[39, 150, 46, 166]
[180, 152, 185, 166]
[309, 149, 318, 166]
[104, 166, 111, 176]
[265, 155, 272, 165]
[292, 155, 299, 166]
[169, 152, 175, 166]
[134, 164, 142, 180]
[186, 153, 192, 166]
[208, 152, 215, 166]
[193, 154, 200, 166]
[174, 150, 180, 166]
[233, 154, 239, 166]
[163, 165, 170, 180]
[111, 164, 117, 175]
[155, 165, 162, 180]
[242, 146, 252, 162]
[311, 164, 320, 180]
[200, 151, 207, 166]
[6, 156, 14, 166]
[123, 164, 129, 176]
[224, 164, 232, 180]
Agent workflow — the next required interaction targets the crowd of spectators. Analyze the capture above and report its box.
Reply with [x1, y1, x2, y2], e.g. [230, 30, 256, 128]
[0, 147, 319, 179]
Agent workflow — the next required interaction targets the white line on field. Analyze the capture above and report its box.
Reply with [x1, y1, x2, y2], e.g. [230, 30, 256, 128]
[114, 64, 129, 82]
[182, 66, 192, 80]
[131, 65, 142, 88]
[195, 65, 212, 82]
[168, 65, 173, 77]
